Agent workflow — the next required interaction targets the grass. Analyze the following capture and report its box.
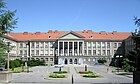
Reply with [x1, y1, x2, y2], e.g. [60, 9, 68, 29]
[53, 71, 67, 74]
[79, 71, 93, 74]
[49, 74, 66, 78]
[12, 66, 27, 73]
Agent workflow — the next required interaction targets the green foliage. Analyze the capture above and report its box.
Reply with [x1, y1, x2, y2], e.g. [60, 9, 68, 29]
[0, 0, 17, 66]
[98, 58, 107, 64]
[53, 71, 67, 74]
[49, 74, 65, 78]
[9, 59, 21, 69]
[27, 59, 45, 66]
[79, 71, 93, 74]
[122, 58, 134, 72]
[82, 73, 100, 78]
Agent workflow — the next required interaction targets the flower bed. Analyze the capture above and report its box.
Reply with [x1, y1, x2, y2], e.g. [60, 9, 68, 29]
[79, 71, 93, 74]
[49, 74, 65, 78]
[82, 73, 100, 78]
[53, 71, 67, 74]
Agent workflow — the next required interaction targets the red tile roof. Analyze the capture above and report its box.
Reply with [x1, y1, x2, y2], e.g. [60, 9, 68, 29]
[6, 30, 131, 41]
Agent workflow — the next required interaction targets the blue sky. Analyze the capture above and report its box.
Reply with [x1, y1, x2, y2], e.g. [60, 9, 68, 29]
[6, 0, 140, 32]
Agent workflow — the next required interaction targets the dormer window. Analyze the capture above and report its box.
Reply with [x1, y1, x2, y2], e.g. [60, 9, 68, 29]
[48, 36, 51, 39]
[90, 36, 93, 39]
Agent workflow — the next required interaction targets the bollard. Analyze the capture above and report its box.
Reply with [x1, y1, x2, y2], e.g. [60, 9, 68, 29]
[72, 74, 74, 84]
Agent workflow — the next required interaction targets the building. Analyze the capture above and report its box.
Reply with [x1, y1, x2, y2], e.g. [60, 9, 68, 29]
[3, 30, 131, 66]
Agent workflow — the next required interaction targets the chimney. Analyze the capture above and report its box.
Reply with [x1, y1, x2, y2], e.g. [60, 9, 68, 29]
[23, 32, 28, 35]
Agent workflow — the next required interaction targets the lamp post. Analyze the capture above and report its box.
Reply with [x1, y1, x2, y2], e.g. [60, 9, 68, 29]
[21, 56, 24, 72]
[7, 42, 10, 71]
[26, 41, 30, 73]
[116, 55, 123, 73]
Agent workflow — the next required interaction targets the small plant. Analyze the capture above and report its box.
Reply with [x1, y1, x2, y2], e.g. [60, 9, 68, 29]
[49, 74, 65, 78]
[13, 69, 21, 73]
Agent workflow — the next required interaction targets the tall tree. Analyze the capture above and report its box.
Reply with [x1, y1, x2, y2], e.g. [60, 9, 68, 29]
[0, 0, 17, 63]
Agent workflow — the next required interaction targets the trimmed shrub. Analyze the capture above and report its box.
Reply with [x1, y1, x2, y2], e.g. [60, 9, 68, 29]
[49, 74, 65, 78]
[53, 71, 67, 74]
[79, 71, 93, 74]
[83, 74, 100, 78]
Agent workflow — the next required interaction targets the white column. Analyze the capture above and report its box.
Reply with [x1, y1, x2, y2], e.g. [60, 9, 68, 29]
[91, 42, 93, 56]
[43, 42, 45, 56]
[105, 42, 107, 56]
[82, 41, 84, 55]
[101, 42, 102, 56]
[63, 41, 64, 56]
[72, 41, 74, 56]
[48, 42, 50, 56]
[68, 41, 69, 56]
[77, 41, 79, 56]
[58, 41, 59, 56]
[87, 42, 88, 56]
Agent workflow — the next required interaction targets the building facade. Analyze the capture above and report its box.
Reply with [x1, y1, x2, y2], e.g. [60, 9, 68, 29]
[3, 30, 131, 66]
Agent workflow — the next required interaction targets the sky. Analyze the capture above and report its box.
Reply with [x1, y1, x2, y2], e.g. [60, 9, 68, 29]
[5, 0, 140, 32]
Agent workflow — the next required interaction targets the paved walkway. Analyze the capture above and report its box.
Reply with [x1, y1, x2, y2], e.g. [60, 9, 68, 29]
[8, 65, 133, 84]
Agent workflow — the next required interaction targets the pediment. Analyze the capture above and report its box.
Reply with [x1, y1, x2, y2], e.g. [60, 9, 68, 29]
[58, 31, 85, 39]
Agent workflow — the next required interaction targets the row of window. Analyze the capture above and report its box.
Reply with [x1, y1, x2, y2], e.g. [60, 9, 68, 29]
[19, 42, 54, 48]
[19, 50, 54, 55]
[19, 49, 116, 56]
[85, 42, 121, 48]
[19, 42, 121, 49]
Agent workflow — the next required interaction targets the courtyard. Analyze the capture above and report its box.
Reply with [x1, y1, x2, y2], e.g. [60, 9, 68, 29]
[9, 65, 133, 84]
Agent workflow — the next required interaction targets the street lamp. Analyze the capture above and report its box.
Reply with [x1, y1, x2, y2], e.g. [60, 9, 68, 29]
[21, 56, 24, 72]
[116, 55, 123, 73]
[7, 42, 10, 71]
[26, 41, 30, 73]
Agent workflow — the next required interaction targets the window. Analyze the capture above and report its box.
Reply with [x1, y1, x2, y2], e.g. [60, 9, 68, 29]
[23, 43, 27, 48]
[45, 42, 48, 48]
[50, 58, 53, 61]
[50, 42, 53, 47]
[50, 50, 53, 55]
[31, 42, 35, 48]
[84, 50, 87, 55]
[36, 50, 39, 55]
[48, 36, 51, 39]
[93, 50, 96, 55]
[93, 42, 96, 48]
[98, 50, 101, 55]
[36, 42, 39, 48]
[31, 50, 35, 55]
[40, 50, 44, 55]
[114, 50, 117, 54]
[19, 50, 23, 55]
[107, 42, 110, 48]
[114, 43, 117, 48]
[40, 42, 44, 48]
[88, 50, 91, 55]
[88, 42, 91, 48]
[46, 58, 48, 61]
[45, 50, 48, 55]
[102, 50, 105, 55]
[84, 42, 87, 47]
[107, 50, 110, 55]
[19, 43, 23, 48]
[24, 50, 27, 55]
[97, 42, 101, 48]
[102, 42, 105, 48]
[118, 43, 122, 47]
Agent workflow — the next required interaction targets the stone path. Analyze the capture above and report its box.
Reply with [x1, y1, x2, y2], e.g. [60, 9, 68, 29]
[8, 65, 133, 84]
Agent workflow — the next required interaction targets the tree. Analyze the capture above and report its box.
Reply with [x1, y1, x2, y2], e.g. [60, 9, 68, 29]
[123, 17, 140, 72]
[0, 0, 17, 65]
